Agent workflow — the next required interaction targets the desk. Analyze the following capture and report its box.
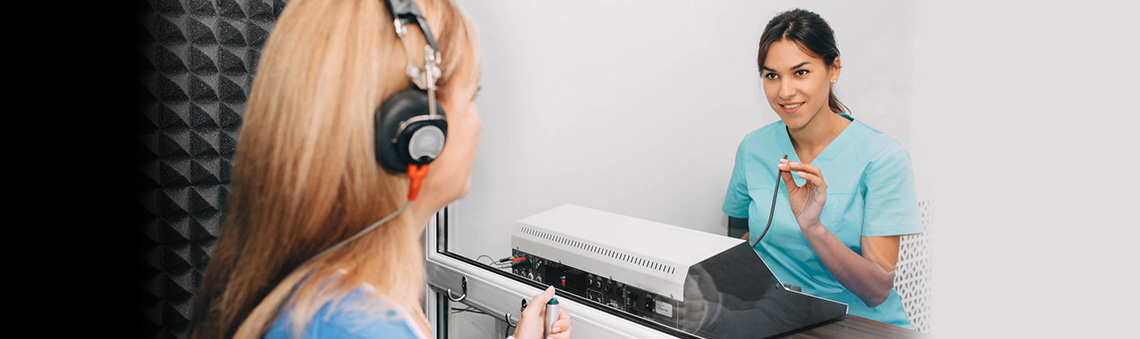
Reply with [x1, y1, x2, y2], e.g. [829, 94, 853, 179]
[787, 315, 927, 338]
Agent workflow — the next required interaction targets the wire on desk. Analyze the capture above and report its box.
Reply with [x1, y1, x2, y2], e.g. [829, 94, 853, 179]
[450, 306, 488, 315]
[476, 254, 515, 270]
[449, 305, 514, 338]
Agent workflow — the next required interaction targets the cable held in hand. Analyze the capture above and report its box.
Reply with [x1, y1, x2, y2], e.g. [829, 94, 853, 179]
[751, 155, 787, 248]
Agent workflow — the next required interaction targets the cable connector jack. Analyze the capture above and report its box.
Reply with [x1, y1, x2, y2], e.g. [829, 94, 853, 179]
[407, 164, 430, 201]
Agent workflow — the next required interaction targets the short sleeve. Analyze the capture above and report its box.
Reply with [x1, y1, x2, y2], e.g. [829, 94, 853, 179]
[722, 138, 751, 218]
[862, 146, 922, 237]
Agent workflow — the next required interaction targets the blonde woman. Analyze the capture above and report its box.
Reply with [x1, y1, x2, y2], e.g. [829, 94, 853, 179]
[188, 0, 570, 338]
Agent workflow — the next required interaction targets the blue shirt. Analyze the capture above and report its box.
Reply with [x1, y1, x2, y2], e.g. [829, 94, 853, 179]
[722, 113, 922, 328]
[265, 286, 427, 339]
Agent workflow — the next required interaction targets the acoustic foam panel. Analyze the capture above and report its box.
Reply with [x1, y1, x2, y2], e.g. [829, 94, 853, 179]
[136, 1, 286, 338]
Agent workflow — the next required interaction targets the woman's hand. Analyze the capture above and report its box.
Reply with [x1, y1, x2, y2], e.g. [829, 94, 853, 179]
[779, 159, 827, 231]
[778, 158, 897, 307]
[513, 286, 571, 339]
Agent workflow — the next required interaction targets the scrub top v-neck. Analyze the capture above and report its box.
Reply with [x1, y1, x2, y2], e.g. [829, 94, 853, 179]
[722, 113, 922, 328]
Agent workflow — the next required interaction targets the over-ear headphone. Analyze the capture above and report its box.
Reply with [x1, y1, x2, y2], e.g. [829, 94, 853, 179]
[375, 0, 447, 176]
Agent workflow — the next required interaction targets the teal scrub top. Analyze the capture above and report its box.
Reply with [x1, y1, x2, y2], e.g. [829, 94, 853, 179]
[722, 113, 922, 328]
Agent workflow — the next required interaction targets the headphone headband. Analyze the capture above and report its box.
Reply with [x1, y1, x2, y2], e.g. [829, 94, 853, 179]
[375, 0, 448, 176]
[383, 0, 443, 124]
[382, 0, 438, 50]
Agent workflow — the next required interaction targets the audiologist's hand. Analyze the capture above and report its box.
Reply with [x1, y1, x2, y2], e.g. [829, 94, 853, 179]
[779, 159, 827, 231]
[513, 286, 571, 339]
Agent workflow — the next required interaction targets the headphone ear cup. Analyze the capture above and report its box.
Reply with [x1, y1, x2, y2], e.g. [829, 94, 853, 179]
[375, 90, 448, 173]
[399, 120, 447, 164]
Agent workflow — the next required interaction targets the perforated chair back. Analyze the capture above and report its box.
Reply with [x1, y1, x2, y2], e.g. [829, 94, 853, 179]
[893, 200, 933, 332]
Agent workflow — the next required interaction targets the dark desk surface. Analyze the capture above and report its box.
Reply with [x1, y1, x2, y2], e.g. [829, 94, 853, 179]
[786, 315, 927, 339]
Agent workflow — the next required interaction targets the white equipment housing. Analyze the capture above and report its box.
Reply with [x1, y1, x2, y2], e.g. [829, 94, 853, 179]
[513, 204, 742, 300]
[509, 204, 847, 338]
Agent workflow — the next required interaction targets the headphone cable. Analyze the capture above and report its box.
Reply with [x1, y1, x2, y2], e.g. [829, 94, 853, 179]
[297, 200, 412, 270]
[239, 200, 413, 330]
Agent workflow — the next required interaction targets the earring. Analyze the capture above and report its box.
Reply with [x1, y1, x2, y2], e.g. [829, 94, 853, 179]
[830, 79, 836, 84]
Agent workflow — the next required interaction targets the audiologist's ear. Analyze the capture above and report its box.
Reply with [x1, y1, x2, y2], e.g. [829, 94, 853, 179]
[829, 57, 842, 83]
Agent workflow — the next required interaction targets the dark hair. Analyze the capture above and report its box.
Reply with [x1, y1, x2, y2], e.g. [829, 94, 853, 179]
[757, 8, 848, 113]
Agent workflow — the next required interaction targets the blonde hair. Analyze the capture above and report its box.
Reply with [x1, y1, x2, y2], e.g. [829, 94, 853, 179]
[188, 0, 479, 338]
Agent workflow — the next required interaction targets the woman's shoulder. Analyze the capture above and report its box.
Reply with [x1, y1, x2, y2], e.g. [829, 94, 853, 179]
[847, 117, 910, 161]
[745, 120, 786, 138]
[265, 285, 425, 339]
[738, 120, 787, 148]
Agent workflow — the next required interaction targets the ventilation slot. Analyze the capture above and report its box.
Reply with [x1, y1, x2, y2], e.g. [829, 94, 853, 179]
[523, 227, 676, 274]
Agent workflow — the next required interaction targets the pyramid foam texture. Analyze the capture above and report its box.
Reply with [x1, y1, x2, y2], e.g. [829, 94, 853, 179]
[136, 1, 287, 338]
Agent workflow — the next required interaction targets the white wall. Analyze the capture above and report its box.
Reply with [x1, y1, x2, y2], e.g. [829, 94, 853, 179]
[912, 1, 1138, 337]
[451, 0, 918, 261]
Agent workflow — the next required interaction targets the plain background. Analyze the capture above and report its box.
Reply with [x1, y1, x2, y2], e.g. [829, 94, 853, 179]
[446, 0, 1138, 337]
[910, 1, 1137, 336]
